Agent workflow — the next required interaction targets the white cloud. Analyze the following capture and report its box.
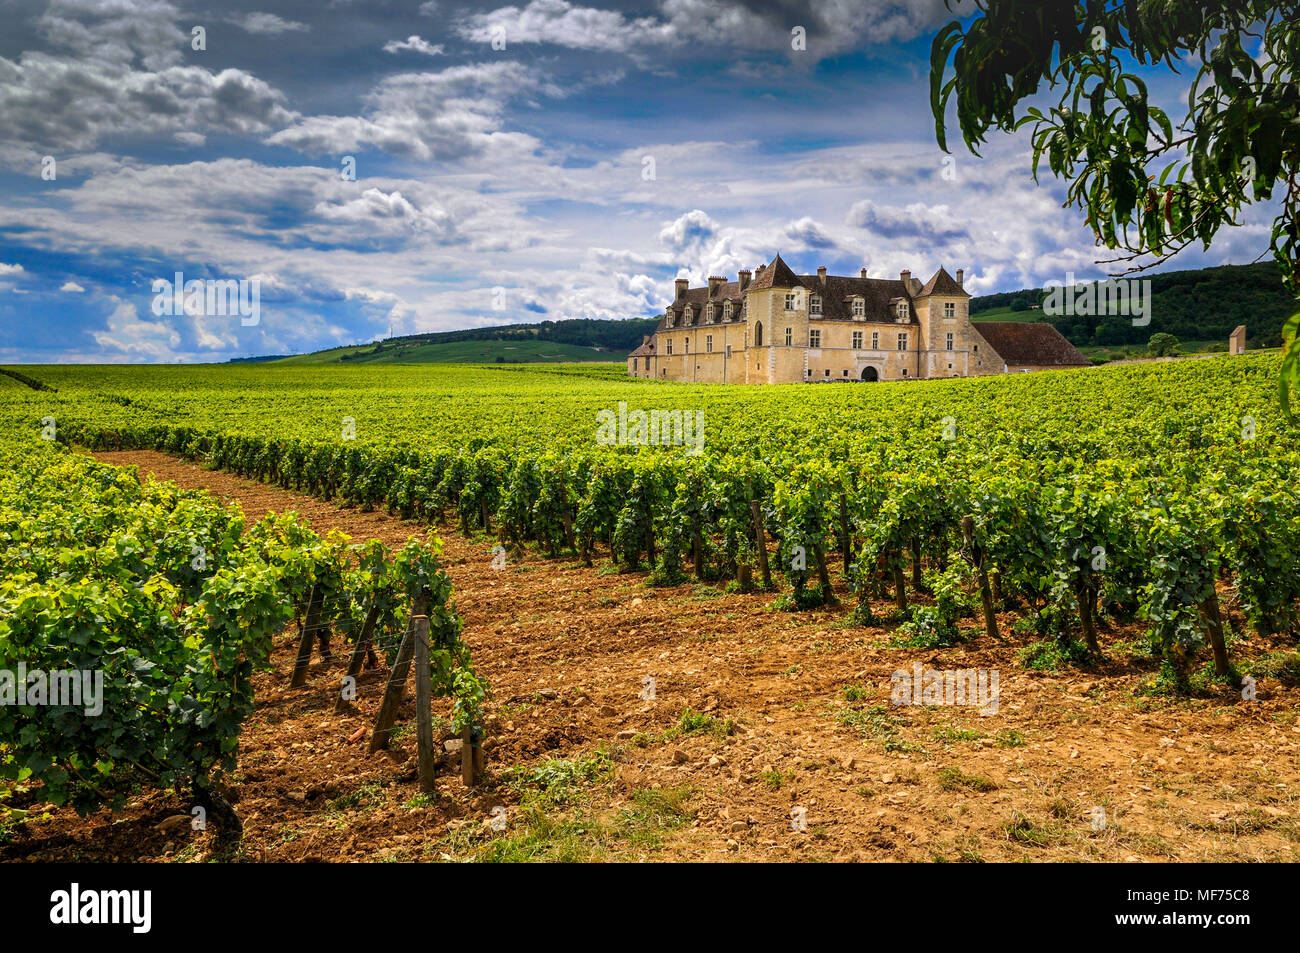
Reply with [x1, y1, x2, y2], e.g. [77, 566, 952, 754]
[233, 13, 311, 34]
[456, 0, 953, 58]
[267, 62, 553, 162]
[383, 35, 445, 56]
[60, 280, 85, 292]
[0, 263, 24, 276]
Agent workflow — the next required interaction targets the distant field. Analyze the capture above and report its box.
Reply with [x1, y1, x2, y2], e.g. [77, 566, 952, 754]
[969, 306, 1044, 323]
[276, 339, 621, 365]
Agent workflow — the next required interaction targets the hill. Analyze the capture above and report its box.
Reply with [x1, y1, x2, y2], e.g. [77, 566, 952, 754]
[273, 317, 659, 365]
[971, 262, 1293, 350]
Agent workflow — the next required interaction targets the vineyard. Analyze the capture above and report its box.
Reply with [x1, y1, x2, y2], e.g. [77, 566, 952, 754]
[1, 355, 1298, 861]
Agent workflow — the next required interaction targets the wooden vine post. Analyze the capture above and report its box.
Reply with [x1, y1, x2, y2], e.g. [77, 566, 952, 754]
[290, 585, 325, 688]
[369, 593, 425, 752]
[412, 614, 437, 794]
[367, 591, 484, 788]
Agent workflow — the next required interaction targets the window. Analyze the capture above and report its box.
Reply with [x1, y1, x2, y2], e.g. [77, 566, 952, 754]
[902, 368, 908, 377]
[852, 298, 865, 318]
[706, 334, 713, 353]
[724, 301, 733, 319]
[785, 327, 793, 347]
[667, 340, 673, 355]
[644, 357, 649, 370]
[842, 369, 849, 377]
[726, 344, 732, 358]
[685, 337, 689, 353]
[824, 368, 830, 377]
[871, 331, 879, 349]
[809, 329, 821, 348]
[754, 322, 763, 347]
[852, 331, 863, 349]
[785, 292, 797, 310]
[896, 302, 908, 321]
[706, 304, 714, 323]
[810, 294, 822, 315]
[897, 333, 908, 351]
[684, 306, 694, 324]
[805, 369, 812, 379]
[944, 302, 956, 319]
[945, 332, 954, 351]
[973, 344, 978, 352]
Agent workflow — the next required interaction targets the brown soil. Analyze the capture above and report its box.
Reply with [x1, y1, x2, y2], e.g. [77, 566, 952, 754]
[3, 449, 1297, 863]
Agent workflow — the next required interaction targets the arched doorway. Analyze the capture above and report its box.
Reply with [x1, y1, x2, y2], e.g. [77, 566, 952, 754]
[754, 321, 763, 347]
[860, 366, 879, 382]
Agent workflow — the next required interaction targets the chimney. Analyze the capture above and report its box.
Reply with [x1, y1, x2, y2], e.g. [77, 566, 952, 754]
[642, 335, 650, 345]
[956, 268, 964, 288]
[860, 267, 868, 278]
[674, 277, 688, 300]
[708, 275, 725, 295]
[900, 269, 911, 285]
[756, 263, 766, 276]
[737, 269, 751, 291]
[817, 266, 827, 285]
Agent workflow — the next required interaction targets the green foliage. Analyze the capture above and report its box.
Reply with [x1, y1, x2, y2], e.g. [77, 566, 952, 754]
[1147, 333, 1182, 358]
[931, 0, 1300, 407]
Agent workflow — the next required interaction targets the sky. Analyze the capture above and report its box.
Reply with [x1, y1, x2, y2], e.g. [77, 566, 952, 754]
[0, 0, 1281, 363]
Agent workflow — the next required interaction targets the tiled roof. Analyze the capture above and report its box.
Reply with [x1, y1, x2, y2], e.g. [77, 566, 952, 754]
[629, 340, 655, 357]
[973, 322, 1090, 367]
[747, 254, 800, 291]
[918, 267, 969, 298]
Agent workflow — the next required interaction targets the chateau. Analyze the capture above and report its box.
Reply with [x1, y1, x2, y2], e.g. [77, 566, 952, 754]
[627, 255, 1089, 384]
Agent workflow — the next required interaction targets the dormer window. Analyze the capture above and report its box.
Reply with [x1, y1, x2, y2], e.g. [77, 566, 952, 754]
[852, 297, 865, 319]
[706, 303, 715, 323]
[684, 305, 694, 324]
[723, 301, 733, 320]
[896, 302, 909, 321]
[810, 294, 822, 316]
[666, 307, 675, 327]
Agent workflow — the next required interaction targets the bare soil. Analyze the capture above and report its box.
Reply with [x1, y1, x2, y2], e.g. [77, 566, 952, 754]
[3, 449, 1297, 863]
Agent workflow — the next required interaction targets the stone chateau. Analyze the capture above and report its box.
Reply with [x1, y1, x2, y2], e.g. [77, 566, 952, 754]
[627, 254, 1089, 383]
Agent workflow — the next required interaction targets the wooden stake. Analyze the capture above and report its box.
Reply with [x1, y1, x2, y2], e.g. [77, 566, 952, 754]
[369, 593, 426, 752]
[412, 615, 436, 795]
[460, 726, 475, 787]
[290, 585, 323, 688]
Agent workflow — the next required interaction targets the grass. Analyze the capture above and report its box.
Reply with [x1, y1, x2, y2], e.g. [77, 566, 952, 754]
[936, 767, 998, 792]
[836, 703, 921, 753]
[1018, 638, 1095, 671]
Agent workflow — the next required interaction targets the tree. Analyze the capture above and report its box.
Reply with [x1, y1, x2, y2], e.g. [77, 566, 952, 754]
[930, 1, 1300, 410]
[1147, 332, 1182, 357]
[1010, 295, 1029, 311]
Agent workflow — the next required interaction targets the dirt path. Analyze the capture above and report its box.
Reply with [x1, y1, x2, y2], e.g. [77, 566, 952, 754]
[5, 450, 1297, 862]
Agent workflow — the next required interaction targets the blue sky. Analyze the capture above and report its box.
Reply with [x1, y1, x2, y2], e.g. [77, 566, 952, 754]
[0, 0, 1280, 362]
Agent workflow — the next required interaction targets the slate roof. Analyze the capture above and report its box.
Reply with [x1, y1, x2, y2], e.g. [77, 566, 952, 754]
[972, 322, 1090, 367]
